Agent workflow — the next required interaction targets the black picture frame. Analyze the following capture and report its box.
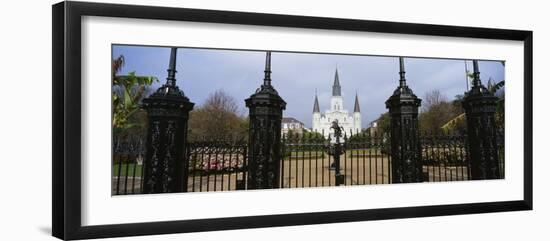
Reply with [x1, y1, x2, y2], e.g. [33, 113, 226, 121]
[52, 1, 533, 240]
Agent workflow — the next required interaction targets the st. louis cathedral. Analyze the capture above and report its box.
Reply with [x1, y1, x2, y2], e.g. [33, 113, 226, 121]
[312, 69, 361, 138]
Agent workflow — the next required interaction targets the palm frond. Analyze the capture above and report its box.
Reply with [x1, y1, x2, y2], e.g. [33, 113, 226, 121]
[112, 55, 125, 80]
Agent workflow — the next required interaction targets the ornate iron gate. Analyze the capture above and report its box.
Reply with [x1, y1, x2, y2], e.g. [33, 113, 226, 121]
[279, 129, 392, 189]
[186, 140, 248, 192]
[112, 129, 503, 194]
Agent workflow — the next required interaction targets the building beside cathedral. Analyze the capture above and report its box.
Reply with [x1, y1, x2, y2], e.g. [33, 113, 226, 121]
[281, 117, 305, 135]
[312, 69, 361, 139]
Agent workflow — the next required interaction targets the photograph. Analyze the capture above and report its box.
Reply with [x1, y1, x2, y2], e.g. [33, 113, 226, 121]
[48, 2, 534, 239]
[111, 45, 505, 195]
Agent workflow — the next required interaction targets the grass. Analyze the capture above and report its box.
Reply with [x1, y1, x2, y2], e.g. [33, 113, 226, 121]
[284, 151, 326, 159]
[346, 148, 384, 157]
[283, 149, 387, 159]
[113, 163, 143, 177]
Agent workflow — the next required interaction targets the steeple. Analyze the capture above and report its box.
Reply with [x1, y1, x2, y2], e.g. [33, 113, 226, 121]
[313, 90, 320, 113]
[332, 68, 341, 96]
[353, 92, 360, 113]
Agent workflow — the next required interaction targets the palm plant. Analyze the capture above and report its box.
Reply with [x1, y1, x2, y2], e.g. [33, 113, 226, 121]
[112, 55, 158, 132]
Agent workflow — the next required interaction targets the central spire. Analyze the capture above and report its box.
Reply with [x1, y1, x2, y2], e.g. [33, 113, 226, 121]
[332, 68, 341, 96]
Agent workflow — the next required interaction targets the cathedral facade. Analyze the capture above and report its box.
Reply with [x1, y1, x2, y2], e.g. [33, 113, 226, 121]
[312, 69, 361, 139]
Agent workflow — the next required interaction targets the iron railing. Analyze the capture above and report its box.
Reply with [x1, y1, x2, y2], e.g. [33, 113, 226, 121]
[187, 140, 247, 192]
[421, 132, 469, 182]
[112, 137, 145, 195]
[280, 131, 392, 188]
[420, 130, 504, 182]
[112, 129, 504, 195]
[112, 137, 247, 195]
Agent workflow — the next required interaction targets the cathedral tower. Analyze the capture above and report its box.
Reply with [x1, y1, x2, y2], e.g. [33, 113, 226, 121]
[330, 69, 344, 112]
[312, 68, 362, 138]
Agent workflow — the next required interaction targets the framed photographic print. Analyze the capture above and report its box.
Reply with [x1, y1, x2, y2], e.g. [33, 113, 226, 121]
[52, 1, 533, 240]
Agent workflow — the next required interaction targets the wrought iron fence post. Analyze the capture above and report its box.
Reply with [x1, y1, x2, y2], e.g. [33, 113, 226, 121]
[236, 145, 247, 190]
[142, 48, 194, 193]
[330, 120, 345, 186]
[245, 51, 287, 189]
[462, 60, 501, 180]
[385, 57, 423, 183]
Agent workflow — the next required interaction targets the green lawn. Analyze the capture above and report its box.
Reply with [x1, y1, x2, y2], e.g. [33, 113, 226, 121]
[284, 151, 326, 159]
[346, 148, 383, 157]
[113, 163, 143, 177]
[283, 149, 386, 159]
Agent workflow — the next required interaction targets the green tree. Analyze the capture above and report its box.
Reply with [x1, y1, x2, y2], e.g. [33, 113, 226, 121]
[347, 130, 369, 143]
[489, 62, 506, 130]
[302, 130, 325, 143]
[368, 112, 391, 154]
[419, 90, 464, 133]
[375, 112, 391, 135]
[488, 80, 505, 130]
[112, 55, 158, 136]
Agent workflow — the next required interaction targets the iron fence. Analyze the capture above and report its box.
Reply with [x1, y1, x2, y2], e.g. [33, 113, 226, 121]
[421, 132, 469, 182]
[420, 130, 504, 182]
[112, 129, 504, 195]
[112, 138, 247, 195]
[496, 129, 505, 178]
[112, 137, 145, 195]
[280, 131, 392, 188]
[187, 140, 247, 192]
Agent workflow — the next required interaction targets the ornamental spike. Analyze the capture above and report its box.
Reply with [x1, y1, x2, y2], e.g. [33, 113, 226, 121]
[166, 47, 177, 87]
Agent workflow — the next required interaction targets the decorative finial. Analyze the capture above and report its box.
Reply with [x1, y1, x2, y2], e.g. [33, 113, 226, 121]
[263, 51, 272, 87]
[464, 60, 470, 90]
[399, 57, 406, 87]
[166, 47, 178, 87]
[472, 60, 482, 88]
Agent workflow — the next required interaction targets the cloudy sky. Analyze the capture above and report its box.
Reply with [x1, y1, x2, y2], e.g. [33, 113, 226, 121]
[113, 45, 504, 128]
